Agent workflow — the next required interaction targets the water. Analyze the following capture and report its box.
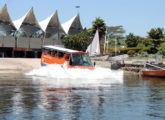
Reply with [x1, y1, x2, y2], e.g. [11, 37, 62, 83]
[0, 65, 165, 120]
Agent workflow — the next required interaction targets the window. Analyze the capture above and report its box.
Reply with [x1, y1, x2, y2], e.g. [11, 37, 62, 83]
[52, 50, 57, 57]
[44, 49, 47, 55]
[66, 55, 69, 60]
[59, 52, 64, 58]
[48, 49, 51, 55]
[70, 53, 92, 66]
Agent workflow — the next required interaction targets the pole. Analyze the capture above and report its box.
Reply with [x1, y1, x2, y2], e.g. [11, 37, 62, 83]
[75, 6, 80, 13]
[104, 28, 107, 54]
[115, 38, 117, 56]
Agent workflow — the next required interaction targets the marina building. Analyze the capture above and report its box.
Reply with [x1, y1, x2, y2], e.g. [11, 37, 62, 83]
[0, 5, 83, 57]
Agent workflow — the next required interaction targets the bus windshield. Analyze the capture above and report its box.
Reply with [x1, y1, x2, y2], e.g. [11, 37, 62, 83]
[70, 53, 92, 66]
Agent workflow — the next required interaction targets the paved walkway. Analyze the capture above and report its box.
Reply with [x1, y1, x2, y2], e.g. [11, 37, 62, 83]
[0, 58, 41, 73]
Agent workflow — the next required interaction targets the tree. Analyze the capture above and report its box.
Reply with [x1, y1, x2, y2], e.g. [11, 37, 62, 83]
[106, 25, 125, 40]
[62, 31, 91, 51]
[92, 17, 106, 39]
[125, 33, 140, 47]
[148, 28, 164, 39]
[146, 28, 164, 53]
[157, 42, 165, 57]
[106, 25, 126, 46]
[108, 38, 116, 46]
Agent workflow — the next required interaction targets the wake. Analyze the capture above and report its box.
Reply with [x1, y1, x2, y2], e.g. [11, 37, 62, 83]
[25, 64, 123, 88]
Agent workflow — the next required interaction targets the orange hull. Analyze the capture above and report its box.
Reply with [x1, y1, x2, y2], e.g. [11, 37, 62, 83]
[41, 54, 94, 70]
[41, 45, 94, 70]
[142, 69, 165, 77]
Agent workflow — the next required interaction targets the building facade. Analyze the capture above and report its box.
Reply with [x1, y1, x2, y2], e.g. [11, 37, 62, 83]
[0, 5, 83, 57]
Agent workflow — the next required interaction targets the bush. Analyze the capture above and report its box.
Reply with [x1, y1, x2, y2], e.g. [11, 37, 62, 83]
[138, 47, 151, 54]
[127, 50, 136, 56]
[63, 32, 91, 51]
[119, 47, 141, 54]
[157, 42, 165, 57]
[140, 51, 149, 57]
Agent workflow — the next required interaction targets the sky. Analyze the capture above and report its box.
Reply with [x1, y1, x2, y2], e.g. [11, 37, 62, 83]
[0, 0, 165, 37]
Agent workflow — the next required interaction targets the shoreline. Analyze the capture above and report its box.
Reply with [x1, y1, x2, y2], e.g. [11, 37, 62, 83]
[0, 58, 111, 74]
[0, 58, 41, 73]
[0, 58, 144, 74]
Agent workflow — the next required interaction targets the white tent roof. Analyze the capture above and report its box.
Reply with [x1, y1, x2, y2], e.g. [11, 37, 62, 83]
[13, 8, 42, 30]
[39, 13, 53, 32]
[39, 11, 64, 33]
[13, 12, 27, 30]
[0, 4, 16, 29]
[62, 15, 77, 34]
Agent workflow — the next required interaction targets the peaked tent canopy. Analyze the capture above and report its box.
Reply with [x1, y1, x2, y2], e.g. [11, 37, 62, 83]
[13, 8, 43, 37]
[0, 4, 16, 36]
[39, 11, 66, 45]
[39, 10, 65, 39]
[39, 11, 65, 33]
[62, 14, 83, 35]
[13, 8, 42, 30]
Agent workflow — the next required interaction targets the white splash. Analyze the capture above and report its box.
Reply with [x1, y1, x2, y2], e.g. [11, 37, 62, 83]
[25, 64, 123, 88]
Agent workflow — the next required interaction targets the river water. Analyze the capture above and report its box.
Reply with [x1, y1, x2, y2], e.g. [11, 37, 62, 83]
[0, 66, 165, 120]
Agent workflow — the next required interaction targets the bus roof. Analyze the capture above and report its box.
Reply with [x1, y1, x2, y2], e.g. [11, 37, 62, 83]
[43, 45, 83, 53]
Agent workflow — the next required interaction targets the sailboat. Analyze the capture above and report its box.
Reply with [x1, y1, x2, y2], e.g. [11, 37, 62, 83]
[86, 28, 101, 56]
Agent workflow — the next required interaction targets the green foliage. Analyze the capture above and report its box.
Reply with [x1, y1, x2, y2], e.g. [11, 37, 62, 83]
[117, 47, 141, 54]
[137, 43, 145, 47]
[123, 28, 164, 54]
[157, 42, 165, 57]
[62, 32, 91, 51]
[142, 38, 153, 47]
[127, 50, 136, 56]
[125, 33, 141, 47]
[92, 17, 106, 39]
[87, 28, 93, 36]
[119, 39, 126, 46]
[108, 38, 115, 46]
[140, 51, 149, 57]
[106, 25, 125, 40]
[139, 47, 151, 53]
[148, 28, 164, 39]
[145, 28, 164, 53]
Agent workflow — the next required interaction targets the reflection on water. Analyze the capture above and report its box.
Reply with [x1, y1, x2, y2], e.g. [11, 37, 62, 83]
[0, 73, 165, 120]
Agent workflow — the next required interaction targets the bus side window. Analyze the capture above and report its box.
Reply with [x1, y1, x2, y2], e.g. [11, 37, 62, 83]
[69, 55, 73, 65]
[55, 52, 59, 57]
[59, 52, 64, 58]
[42, 49, 44, 53]
[44, 49, 47, 55]
[66, 55, 69, 60]
[52, 50, 57, 57]
[48, 49, 51, 56]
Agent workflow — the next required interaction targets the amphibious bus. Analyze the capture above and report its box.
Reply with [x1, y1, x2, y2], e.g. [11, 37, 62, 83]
[41, 45, 94, 70]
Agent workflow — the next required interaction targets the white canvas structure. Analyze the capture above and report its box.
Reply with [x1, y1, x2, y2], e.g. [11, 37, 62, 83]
[86, 29, 101, 56]
[13, 8, 42, 30]
[39, 11, 65, 45]
[39, 11, 64, 33]
[62, 14, 83, 35]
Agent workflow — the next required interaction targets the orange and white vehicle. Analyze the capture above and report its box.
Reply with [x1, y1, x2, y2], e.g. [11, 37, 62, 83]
[41, 45, 94, 70]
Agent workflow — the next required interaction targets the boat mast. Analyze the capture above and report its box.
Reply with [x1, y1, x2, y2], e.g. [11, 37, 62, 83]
[97, 28, 101, 56]
[104, 27, 107, 54]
